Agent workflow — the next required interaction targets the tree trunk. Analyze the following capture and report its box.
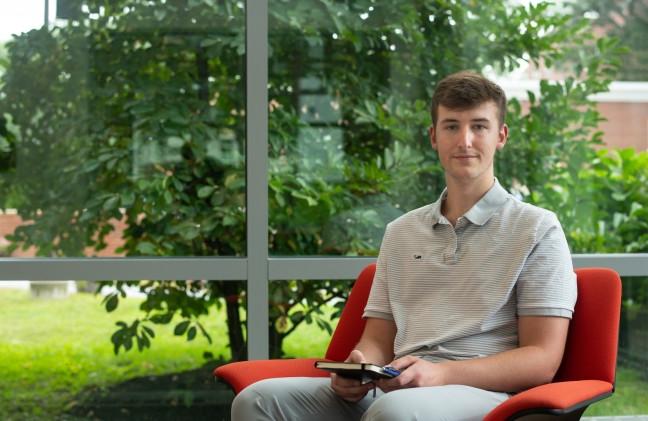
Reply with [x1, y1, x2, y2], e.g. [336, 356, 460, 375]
[269, 326, 285, 359]
[221, 281, 247, 361]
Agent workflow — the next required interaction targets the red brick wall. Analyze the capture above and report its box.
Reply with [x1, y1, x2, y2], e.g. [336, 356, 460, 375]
[0, 213, 126, 257]
[598, 102, 648, 151]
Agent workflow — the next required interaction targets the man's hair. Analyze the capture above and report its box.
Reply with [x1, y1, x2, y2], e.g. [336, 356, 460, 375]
[430, 71, 507, 127]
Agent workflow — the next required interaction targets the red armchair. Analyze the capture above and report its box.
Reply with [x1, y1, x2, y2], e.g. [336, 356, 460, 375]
[214, 264, 622, 420]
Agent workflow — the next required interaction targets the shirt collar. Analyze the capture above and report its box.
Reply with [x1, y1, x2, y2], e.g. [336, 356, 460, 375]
[429, 179, 510, 227]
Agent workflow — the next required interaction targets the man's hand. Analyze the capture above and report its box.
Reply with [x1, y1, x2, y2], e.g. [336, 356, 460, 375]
[330, 350, 374, 402]
[375, 316, 569, 393]
[376, 356, 448, 392]
[331, 318, 396, 401]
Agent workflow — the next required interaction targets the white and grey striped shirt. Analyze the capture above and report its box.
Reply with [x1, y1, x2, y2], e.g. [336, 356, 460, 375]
[364, 179, 577, 362]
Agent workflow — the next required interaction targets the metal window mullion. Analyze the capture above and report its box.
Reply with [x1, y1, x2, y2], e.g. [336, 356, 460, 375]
[245, 0, 269, 360]
[0, 253, 644, 282]
[572, 253, 648, 277]
[266, 253, 648, 280]
[0, 258, 246, 280]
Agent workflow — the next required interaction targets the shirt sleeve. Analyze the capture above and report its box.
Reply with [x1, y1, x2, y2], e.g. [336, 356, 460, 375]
[516, 212, 577, 318]
[363, 225, 394, 320]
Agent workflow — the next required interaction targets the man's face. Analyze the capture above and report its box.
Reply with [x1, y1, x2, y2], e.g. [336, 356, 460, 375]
[429, 101, 508, 185]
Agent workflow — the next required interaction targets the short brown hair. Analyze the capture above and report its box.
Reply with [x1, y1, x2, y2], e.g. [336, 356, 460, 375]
[430, 71, 507, 126]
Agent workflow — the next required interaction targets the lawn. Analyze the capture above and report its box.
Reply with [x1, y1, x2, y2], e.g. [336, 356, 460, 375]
[584, 368, 648, 416]
[0, 287, 646, 419]
[0, 287, 330, 420]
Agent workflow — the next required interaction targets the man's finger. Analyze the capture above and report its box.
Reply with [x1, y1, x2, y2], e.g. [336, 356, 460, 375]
[389, 355, 417, 370]
[347, 349, 366, 363]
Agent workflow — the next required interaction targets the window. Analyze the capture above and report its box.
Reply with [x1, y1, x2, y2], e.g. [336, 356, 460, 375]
[0, 1, 646, 418]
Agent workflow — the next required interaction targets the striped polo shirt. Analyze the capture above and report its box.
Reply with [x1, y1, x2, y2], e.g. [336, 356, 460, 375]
[363, 179, 577, 362]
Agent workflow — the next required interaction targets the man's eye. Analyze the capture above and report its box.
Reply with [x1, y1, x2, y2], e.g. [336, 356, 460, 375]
[445, 125, 458, 131]
[473, 125, 487, 131]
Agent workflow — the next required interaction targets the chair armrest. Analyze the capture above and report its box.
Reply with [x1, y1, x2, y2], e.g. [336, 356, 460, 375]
[484, 380, 614, 421]
[214, 358, 329, 395]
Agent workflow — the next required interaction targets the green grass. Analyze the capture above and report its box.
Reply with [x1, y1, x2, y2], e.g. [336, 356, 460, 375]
[584, 368, 648, 416]
[282, 307, 337, 358]
[0, 287, 334, 420]
[0, 288, 231, 419]
[1, 287, 647, 419]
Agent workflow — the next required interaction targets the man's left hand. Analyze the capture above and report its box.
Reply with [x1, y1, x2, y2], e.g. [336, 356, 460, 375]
[376, 356, 448, 392]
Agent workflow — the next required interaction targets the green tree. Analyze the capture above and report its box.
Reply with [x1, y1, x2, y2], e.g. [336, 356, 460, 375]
[0, 0, 629, 359]
[567, 0, 648, 81]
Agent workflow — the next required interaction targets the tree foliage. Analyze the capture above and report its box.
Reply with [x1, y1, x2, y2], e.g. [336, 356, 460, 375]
[567, 0, 648, 81]
[0, 0, 640, 360]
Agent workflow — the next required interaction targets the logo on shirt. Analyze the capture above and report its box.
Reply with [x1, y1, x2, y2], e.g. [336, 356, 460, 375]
[413, 254, 422, 260]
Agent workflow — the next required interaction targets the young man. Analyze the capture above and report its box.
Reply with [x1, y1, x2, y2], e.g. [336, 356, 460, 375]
[232, 71, 577, 421]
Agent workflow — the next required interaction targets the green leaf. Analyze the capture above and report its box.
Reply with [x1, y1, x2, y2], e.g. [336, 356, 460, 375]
[167, 136, 185, 148]
[180, 225, 200, 241]
[136, 242, 156, 255]
[102, 196, 120, 212]
[142, 325, 156, 338]
[222, 215, 237, 226]
[141, 334, 151, 349]
[174, 320, 191, 336]
[187, 326, 197, 341]
[154, 9, 167, 21]
[197, 185, 214, 198]
[612, 192, 626, 201]
[150, 312, 173, 324]
[136, 335, 145, 351]
[291, 191, 317, 206]
[0, 137, 10, 153]
[105, 294, 119, 312]
[200, 38, 220, 48]
[120, 191, 135, 207]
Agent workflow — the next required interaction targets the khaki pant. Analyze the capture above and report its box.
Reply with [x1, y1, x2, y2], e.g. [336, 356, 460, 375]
[231, 377, 510, 421]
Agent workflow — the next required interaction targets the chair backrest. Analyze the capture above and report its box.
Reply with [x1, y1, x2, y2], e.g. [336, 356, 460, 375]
[554, 267, 622, 384]
[324, 263, 376, 361]
[324, 264, 622, 385]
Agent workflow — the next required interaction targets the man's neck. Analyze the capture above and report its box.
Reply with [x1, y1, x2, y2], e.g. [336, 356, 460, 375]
[442, 175, 495, 226]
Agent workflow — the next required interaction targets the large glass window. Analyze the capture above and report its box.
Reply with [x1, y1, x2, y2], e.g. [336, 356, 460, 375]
[267, 0, 647, 258]
[0, 0, 646, 419]
[0, 1, 246, 419]
[265, 0, 648, 416]
[0, 0, 246, 258]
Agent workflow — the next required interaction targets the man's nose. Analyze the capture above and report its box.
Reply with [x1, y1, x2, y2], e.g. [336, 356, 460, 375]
[458, 127, 474, 148]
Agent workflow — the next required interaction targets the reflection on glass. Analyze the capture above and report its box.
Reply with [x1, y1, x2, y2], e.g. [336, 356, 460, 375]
[268, 0, 646, 258]
[0, 1, 246, 257]
[567, 0, 648, 82]
[0, 278, 242, 419]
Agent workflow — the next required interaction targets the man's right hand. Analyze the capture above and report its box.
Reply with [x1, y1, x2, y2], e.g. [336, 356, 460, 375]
[330, 350, 374, 402]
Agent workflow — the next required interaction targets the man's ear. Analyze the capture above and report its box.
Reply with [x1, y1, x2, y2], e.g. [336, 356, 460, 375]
[429, 125, 437, 150]
[496, 124, 508, 150]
